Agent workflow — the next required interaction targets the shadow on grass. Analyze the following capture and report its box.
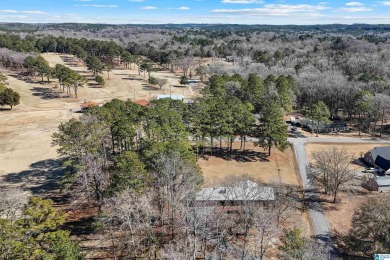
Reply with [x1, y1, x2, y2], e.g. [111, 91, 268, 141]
[30, 87, 66, 99]
[198, 147, 269, 163]
[2, 158, 67, 196]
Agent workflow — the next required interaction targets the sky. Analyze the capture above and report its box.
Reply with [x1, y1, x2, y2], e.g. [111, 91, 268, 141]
[1, 0, 390, 25]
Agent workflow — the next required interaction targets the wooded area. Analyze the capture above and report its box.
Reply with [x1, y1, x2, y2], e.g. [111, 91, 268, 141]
[1, 23, 390, 259]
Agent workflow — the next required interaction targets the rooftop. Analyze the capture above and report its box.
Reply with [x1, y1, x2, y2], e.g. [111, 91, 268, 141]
[80, 101, 103, 108]
[156, 94, 184, 101]
[369, 146, 390, 161]
[376, 176, 390, 186]
[131, 99, 150, 107]
[196, 180, 275, 202]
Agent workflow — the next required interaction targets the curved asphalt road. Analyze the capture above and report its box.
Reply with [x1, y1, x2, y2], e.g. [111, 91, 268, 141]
[289, 136, 390, 257]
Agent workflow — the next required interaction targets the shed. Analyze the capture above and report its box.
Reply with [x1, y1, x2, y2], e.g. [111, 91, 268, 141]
[376, 177, 390, 192]
[226, 56, 234, 62]
[156, 94, 184, 101]
[131, 99, 150, 107]
[80, 101, 103, 111]
[187, 79, 202, 84]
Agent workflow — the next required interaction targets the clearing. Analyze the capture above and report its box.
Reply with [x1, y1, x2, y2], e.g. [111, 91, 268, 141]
[0, 52, 201, 194]
[199, 142, 300, 187]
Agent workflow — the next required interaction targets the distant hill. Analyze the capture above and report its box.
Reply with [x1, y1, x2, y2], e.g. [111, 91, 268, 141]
[1, 22, 390, 34]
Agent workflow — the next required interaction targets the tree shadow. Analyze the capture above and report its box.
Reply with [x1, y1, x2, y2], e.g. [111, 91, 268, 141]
[62, 206, 98, 236]
[303, 191, 326, 212]
[30, 87, 65, 99]
[88, 82, 102, 88]
[2, 158, 67, 196]
[331, 232, 367, 260]
[199, 147, 269, 163]
[142, 85, 159, 91]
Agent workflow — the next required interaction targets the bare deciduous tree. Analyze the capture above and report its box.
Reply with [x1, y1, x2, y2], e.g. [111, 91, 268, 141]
[308, 147, 354, 203]
[0, 188, 28, 220]
[156, 78, 168, 89]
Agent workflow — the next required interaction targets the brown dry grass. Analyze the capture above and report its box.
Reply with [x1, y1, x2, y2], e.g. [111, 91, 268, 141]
[199, 142, 313, 236]
[305, 143, 386, 235]
[0, 53, 204, 191]
[198, 142, 300, 187]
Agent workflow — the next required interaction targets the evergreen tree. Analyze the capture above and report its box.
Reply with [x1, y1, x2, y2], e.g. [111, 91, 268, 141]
[0, 87, 20, 110]
[310, 101, 330, 136]
[257, 101, 288, 156]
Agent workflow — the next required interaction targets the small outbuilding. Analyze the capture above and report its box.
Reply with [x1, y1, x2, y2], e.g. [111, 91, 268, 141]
[226, 56, 234, 62]
[366, 177, 390, 192]
[131, 99, 150, 107]
[377, 177, 390, 192]
[156, 94, 184, 101]
[80, 101, 103, 111]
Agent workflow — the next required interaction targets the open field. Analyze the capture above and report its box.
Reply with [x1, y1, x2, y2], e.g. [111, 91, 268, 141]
[305, 143, 388, 235]
[0, 53, 203, 194]
[199, 142, 300, 187]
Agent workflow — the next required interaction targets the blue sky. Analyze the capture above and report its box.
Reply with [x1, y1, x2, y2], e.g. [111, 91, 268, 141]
[0, 0, 390, 24]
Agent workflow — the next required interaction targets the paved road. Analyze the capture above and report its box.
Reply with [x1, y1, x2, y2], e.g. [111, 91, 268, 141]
[288, 136, 390, 257]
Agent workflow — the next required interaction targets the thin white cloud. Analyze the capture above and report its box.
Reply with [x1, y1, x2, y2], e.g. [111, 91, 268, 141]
[177, 7, 190, 10]
[141, 6, 158, 10]
[212, 4, 331, 16]
[337, 7, 372, 12]
[0, 10, 48, 14]
[346, 2, 363, 6]
[78, 4, 118, 8]
[222, 0, 263, 3]
[379, 1, 390, 5]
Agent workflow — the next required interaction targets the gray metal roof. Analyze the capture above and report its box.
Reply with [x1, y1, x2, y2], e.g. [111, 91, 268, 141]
[369, 146, 390, 161]
[156, 94, 184, 100]
[376, 176, 390, 186]
[196, 180, 275, 201]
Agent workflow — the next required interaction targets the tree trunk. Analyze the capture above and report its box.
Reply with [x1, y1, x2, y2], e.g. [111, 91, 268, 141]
[74, 83, 78, 98]
[268, 143, 272, 156]
[380, 109, 385, 137]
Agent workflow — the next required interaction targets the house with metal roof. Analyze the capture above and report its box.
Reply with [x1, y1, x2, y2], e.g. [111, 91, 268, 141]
[156, 94, 184, 100]
[195, 180, 275, 206]
[307, 121, 348, 133]
[364, 146, 390, 174]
